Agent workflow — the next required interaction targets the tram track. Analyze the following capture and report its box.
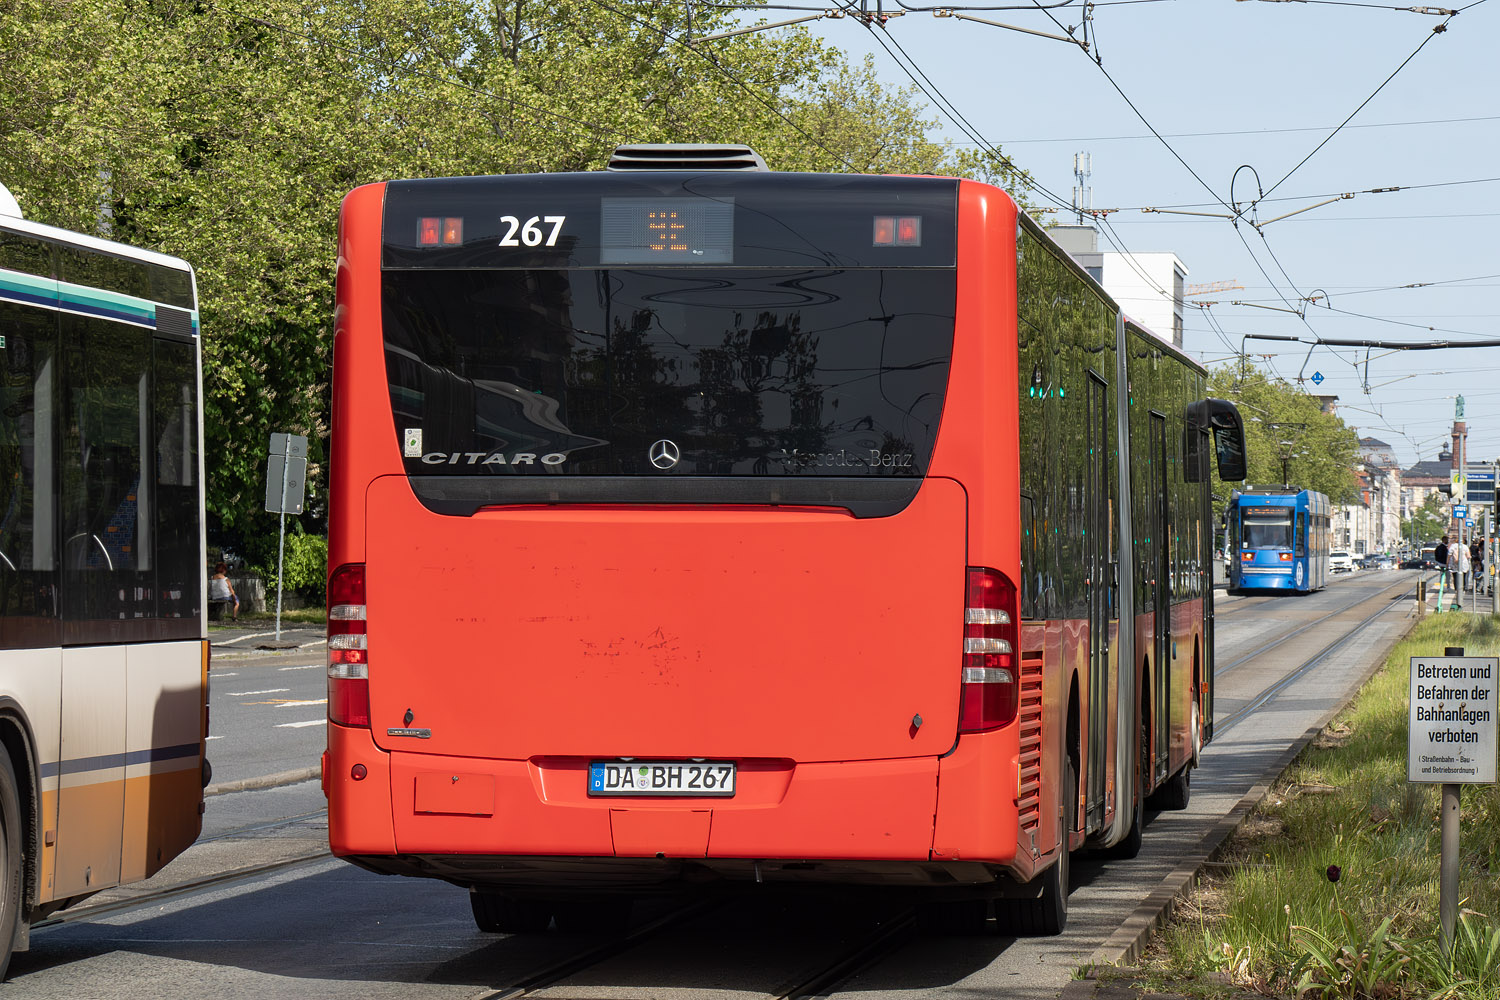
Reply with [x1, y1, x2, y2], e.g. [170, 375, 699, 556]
[32, 852, 330, 930]
[479, 898, 918, 1000]
[1212, 574, 1418, 677]
[1215, 576, 1418, 735]
[32, 809, 332, 930]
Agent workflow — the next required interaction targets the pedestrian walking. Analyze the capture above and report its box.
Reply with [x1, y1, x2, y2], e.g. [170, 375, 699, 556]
[1435, 535, 1452, 591]
[1449, 542, 1469, 607]
[1471, 537, 1486, 595]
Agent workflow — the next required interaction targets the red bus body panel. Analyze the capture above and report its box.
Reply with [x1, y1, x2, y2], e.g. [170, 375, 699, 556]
[363, 479, 968, 763]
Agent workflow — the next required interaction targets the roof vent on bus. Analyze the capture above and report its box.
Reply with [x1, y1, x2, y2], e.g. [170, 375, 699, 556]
[606, 143, 769, 172]
[0, 182, 22, 219]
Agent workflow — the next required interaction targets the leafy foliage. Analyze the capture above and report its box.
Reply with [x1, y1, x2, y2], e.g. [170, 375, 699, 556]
[272, 528, 329, 605]
[0, 0, 1029, 568]
[1208, 358, 1361, 523]
[1402, 492, 1449, 546]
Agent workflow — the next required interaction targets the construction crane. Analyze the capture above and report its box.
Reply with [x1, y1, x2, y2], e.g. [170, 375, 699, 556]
[1185, 279, 1243, 297]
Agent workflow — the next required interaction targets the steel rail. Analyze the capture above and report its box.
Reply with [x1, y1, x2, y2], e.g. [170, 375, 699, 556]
[1213, 575, 1416, 677]
[480, 898, 723, 999]
[773, 907, 916, 999]
[1215, 580, 1417, 735]
[32, 853, 331, 930]
[480, 899, 917, 1000]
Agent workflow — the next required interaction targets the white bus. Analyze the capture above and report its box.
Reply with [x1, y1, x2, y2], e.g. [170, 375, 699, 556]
[0, 182, 207, 976]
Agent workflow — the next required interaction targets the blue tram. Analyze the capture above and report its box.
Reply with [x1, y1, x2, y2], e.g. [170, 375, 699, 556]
[1228, 488, 1331, 593]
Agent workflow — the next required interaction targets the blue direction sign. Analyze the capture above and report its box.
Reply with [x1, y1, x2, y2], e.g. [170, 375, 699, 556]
[1454, 504, 1469, 518]
[1467, 469, 1496, 505]
[1311, 371, 1325, 385]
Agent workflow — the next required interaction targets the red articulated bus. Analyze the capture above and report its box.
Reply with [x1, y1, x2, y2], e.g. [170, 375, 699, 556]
[322, 144, 1248, 935]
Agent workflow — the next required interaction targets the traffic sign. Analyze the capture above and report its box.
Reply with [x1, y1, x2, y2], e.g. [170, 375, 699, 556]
[1311, 371, 1325, 385]
[1454, 504, 1469, 519]
[265, 433, 309, 514]
[1409, 655, 1497, 784]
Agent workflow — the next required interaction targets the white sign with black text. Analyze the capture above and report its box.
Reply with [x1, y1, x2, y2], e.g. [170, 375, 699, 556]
[1408, 655, 1498, 784]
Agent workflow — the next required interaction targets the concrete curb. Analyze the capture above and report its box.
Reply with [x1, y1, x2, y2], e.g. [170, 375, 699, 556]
[205, 766, 320, 798]
[1065, 594, 1421, 992]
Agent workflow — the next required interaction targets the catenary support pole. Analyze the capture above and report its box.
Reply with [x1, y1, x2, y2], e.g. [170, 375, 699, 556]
[275, 456, 289, 641]
[1440, 644, 1464, 953]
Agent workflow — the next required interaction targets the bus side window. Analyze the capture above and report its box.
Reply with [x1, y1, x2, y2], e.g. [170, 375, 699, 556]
[1020, 491, 1037, 619]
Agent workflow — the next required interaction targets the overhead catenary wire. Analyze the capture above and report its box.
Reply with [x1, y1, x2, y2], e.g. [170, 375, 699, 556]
[851, 12, 1077, 211]
[1254, 11, 1459, 204]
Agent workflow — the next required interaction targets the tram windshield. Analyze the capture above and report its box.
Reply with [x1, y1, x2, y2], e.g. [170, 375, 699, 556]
[1242, 512, 1293, 550]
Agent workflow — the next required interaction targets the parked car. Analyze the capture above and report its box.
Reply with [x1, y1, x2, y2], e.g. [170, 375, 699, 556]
[1329, 550, 1355, 573]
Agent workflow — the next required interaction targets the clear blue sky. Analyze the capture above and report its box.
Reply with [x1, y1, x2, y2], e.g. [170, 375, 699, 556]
[784, 0, 1496, 470]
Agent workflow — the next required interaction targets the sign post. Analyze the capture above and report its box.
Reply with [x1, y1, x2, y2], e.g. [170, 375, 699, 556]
[1409, 647, 1499, 952]
[264, 433, 308, 641]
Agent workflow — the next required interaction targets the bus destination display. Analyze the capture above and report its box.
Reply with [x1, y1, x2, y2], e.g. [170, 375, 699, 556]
[600, 196, 733, 264]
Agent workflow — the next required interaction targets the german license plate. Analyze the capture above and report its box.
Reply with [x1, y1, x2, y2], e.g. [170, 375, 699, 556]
[588, 760, 736, 797]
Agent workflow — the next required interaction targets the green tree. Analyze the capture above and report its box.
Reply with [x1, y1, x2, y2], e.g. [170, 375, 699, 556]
[1207, 358, 1360, 524]
[1, 0, 1030, 570]
[1400, 492, 1447, 547]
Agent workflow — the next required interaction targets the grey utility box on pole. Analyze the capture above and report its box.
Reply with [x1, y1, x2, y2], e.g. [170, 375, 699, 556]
[265, 433, 309, 641]
[265, 433, 308, 515]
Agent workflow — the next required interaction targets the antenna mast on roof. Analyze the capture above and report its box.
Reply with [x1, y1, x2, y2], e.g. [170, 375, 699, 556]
[1072, 152, 1092, 225]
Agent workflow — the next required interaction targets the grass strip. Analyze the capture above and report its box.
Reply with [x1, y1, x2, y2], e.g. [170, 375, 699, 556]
[1135, 613, 1500, 999]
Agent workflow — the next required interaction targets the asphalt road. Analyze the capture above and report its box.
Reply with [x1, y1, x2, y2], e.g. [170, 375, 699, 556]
[206, 624, 327, 787]
[5, 572, 1426, 998]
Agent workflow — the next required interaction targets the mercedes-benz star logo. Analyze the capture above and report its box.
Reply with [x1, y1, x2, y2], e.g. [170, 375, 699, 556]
[649, 438, 681, 470]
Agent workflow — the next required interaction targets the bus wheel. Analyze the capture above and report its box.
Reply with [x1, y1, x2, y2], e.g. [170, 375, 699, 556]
[1153, 762, 1191, 811]
[916, 897, 989, 935]
[1002, 758, 1073, 936]
[553, 896, 633, 934]
[469, 889, 552, 934]
[0, 754, 22, 980]
[1190, 697, 1203, 769]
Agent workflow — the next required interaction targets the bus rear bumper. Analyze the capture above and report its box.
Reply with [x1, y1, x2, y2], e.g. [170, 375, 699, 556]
[327, 731, 1032, 887]
[379, 752, 942, 861]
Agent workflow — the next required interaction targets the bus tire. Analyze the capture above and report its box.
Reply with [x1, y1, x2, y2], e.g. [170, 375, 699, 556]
[1190, 695, 1203, 769]
[916, 897, 989, 935]
[1105, 716, 1147, 860]
[469, 889, 551, 934]
[552, 896, 632, 934]
[1003, 758, 1073, 936]
[0, 753, 22, 980]
[1153, 763, 1191, 811]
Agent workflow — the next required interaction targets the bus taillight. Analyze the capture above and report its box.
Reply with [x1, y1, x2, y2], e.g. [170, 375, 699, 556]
[328, 563, 370, 727]
[960, 567, 1019, 733]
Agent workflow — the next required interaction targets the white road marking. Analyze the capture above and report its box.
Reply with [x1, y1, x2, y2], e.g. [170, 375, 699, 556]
[279, 664, 321, 671]
[298, 639, 328, 649]
[276, 719, 325, 729]
[277, 699, 327, 708]
[215, 631, 280, 645]
[227, 688, 290, 696]
[213, 672, 239, 678]
[205, 735, 224, 741]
